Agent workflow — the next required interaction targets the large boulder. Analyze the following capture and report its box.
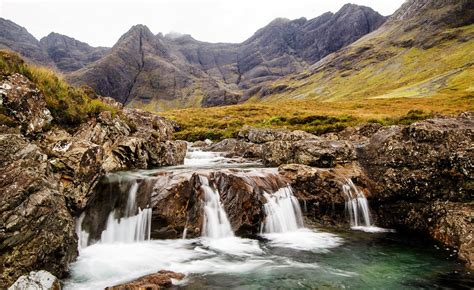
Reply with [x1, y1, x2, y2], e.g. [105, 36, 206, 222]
[358, 112, 474, 269]
[238, 125, 316, 143]
[8, 270, 60, 290]
[0, 74, 52, 135]
[206, 138, 262, 159]
[262, 139, 356, 167]
[0, 134, 76, 288]
[106, 270, 184, 290]
[279, 163, 371, 226]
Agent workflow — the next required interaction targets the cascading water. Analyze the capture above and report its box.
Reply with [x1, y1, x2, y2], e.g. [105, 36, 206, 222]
[342, 178, 392, 233]
[199, 175, 234, 238]
[262, 185, 304, 233]
[100, 181, 152, 243]
[342, 178, 372, 228]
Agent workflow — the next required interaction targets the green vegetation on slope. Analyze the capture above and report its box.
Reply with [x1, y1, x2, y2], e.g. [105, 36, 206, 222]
[252, 24, 474, 103]
[0, 50, 117, 126]
[162, 94, 472, 141]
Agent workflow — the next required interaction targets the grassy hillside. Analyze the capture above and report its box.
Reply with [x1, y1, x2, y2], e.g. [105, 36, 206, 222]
[250, 23, 474, 103]
[162, 94, 472, 141]
[0, 50, 117, 127]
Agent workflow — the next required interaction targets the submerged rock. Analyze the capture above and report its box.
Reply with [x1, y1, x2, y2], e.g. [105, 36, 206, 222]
[106, 270, 184, 290]
[8, 270, 60, 290]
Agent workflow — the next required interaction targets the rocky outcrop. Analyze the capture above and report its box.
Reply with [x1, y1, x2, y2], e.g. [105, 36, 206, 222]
[357, 112, 474, 269]
[80, 168, 290, 241]
[0, 68, 186, 286]
[8, 270, 60, 290]
[106, 270, 184, 290]
[279, 163, 371, 226]
[0, 73, 52, 135]
[0, 134, 76, 288]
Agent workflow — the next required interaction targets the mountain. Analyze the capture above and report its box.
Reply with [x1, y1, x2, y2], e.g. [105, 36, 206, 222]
[253, 0, 474, 102]
[40, 32, 108, 72]
[0, 18, 53, 66]
[67, 4, 386, 109]
[0, 18, 108, 71]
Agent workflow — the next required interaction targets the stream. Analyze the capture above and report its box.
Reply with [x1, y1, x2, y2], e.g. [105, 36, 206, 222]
[65, 148, 474, 289]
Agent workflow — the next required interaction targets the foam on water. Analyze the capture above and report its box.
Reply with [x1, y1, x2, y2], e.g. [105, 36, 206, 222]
[262, 228, 343, 251]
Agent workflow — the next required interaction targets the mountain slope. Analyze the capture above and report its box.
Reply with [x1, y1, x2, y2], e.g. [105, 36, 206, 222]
[0, 18, 53, 67]
[40, 33, 108, 72]
[67, 4, 385, 109]
[0, 18, 109, 71]
[253, 0, 474, 103]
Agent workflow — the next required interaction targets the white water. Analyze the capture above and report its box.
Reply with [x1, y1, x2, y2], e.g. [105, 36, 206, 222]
[200, 175, 234, 238]
[100, 181, 152, 243]
[262, 186, 304, 233]
[343, 179, 392, 233]
[184, 149, 226, 166]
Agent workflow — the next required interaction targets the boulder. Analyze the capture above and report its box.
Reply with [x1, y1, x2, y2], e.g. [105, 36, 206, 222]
[358, 112, 474, 269]
[0, 134, 76, 288]
[0, 74, 52, 135]
[238, 125, 316, 144]
[279, 163, 371, 226]
[8, 270, 60, 290]
[206, 138, 262, 159]
[106, 270, 185, 290]
[262, 139, 356, 167]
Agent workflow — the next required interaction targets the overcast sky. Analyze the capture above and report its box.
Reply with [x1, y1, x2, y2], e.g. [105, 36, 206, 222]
[1, 0, 405, 47]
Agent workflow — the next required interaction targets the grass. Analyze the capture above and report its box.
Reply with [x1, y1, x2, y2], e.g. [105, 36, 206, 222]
[162, 94, 472, 141]
[0, 50, 118, 127]
[254, 24, 474, 103]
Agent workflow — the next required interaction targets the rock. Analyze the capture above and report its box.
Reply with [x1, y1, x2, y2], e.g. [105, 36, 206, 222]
[358, 113, 474, 269]
[207, 138, 262, 159]
[0, 134, 76, 288]
[238, 125, 317, 144]
[279, 163, 371, 226]
[0, 73, 52, 135]
[8, 270, 60, 290]
[106, 270, 185, 290]
[262, 139, 356, 167]
[358, 113, 473, 202]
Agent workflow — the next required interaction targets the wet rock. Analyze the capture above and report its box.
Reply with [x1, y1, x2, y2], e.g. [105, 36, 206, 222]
[262, 139, 356, 167]
[207, 138, 262, 159]
[359, 113, 474, 269]
[8, 270, 60, 290]
[106, 270, 185, 290]
[359, 113, 473, 202]
[0, 134, 76, 288]
[0, 74, 52, 135]
[238, 125, 316, 143]
[279, 163, 371, 226]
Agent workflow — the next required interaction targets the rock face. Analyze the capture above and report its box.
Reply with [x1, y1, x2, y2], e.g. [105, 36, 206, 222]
[8, 270, 60, 290]
[0, 18, 109, 70]
[0, 73, 52, 135]
[0, 18, 53, 67]
[357, 113, 474, 269]
[39, 32, 108, 72]
[80, 168, 289, 242]
[0, 134, 76, 288]
[0, 68, 185, 287]
[66, 4, 385, 108]
[106, 270, 185, 290]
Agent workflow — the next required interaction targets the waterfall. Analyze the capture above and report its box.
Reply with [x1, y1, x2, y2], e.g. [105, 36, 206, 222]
[100, 181, 152, 243]
[200, 175, 234, 238]
[75, 212, 89, 252]
[262, 185, 304, 233]
[342, 178, 372, 228]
